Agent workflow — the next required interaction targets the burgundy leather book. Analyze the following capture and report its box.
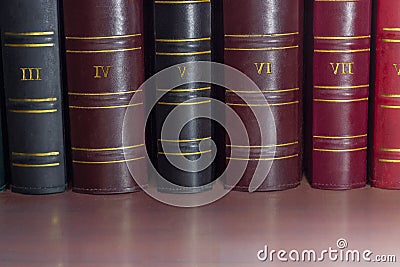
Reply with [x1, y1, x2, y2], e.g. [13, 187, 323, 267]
[223, 0, 303, 191]
[306, 0, 371, 190]
[372, 0, 400, 189]
[63, 0, 146, 194]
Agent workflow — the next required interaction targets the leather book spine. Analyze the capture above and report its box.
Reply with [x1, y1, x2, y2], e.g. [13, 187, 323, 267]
[63, 0, 146, 194]
[223, 0, 303, 191]
[373, 0, 400, 189]
[154, 0, 214, 193]
[310, 0, 371, 190]
[0, 40, 5, 191]
[1, 0, 67, 194]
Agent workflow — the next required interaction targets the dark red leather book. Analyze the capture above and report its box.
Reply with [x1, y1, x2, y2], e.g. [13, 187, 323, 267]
[63, 0, 146, 194]
[223, 0, 303, 191]
[373, 0, 400, 189]
[306, 0, 371, 190]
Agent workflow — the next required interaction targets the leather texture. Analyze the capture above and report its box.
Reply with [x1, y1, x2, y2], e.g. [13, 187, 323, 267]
[373, 0, 400, 189]
[223, 0, 303, 191]
[0, 42, 5, 192]
[154, 0, 214, 193]
[306, 0, 371, 190]
[64, 0, 146, 194]
[1, 0, 67, 194]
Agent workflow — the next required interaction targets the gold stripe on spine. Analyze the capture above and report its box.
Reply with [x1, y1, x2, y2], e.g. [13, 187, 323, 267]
[158, 137, 212, 143]
[382, 39, 400, 43]
[227, 154, 299, 161]
[227, 101, 299, 107]
[72, 144, 144, 152]
[380, 105, 400, 109]
[73, 157, 145, 165]
[379, 159, 400, 163]
[225, 32, 299, 38]
[225, 46, 298, 51]
[313, 147, 367, 152]
[383, 28, 400, 31]
[9, 109, 57, 113]
[158, 150, 212, 156]
[156, 37, 211, 43]
[68, 90, 141, 96]
[314, 84, 369, 89]
[380, 148, 400, 152]
[155, 0, 210, 3]
[314, 134, 367, 139]
[66, 34, 141, 40]
[157, 87, 211, 92]
[12, 152, 60, 157]
[66, 47, 141, 53]
[228, 141, 298, 148]
[4, 31, 54, 36]
[227, 88, 300, 93]
[314, 98, 368, 103]
[69, 103, 143, 109]
[13, 163, 60, 168]
[156, 51, 211, 56]
[314, 48, 370, 53]
[9, 98, 57, 103]
[157, 100, 211, 106]
[314, 35, 370, 40]
[5, 43, 54, 48]
[381, 94, 400, 98]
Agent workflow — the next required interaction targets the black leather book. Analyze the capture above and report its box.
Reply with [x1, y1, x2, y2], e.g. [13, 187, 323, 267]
[154, 0, 214, 193]
[0, 39, 6, 191]
[1, 0, 67, 194]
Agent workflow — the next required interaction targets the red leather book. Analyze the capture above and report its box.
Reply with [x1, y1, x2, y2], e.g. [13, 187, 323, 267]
[223, 0, 303, 191]
[373, 0, 400, 189]
[306, 0, 371, 190]
[63, 0, 146, 194]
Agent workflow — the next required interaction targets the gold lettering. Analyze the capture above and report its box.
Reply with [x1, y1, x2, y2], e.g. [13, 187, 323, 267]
[254, 62, 272, 75]
[20, 68, 42, 81]
[178, 66, 187, 79]
[330, 62, 354, 75]
[393, 64, 400, 76]
[93, 66, 112, 79]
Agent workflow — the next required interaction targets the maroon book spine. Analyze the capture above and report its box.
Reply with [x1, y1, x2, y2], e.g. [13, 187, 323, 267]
[223, 0, 303, 191]
[307, 0, 371, 190]
[373, 0, 400, 189]
[63, 0, 146, 194]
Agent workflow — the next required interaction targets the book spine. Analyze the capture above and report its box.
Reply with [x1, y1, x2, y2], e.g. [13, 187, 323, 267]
[0, 39, 5, 191]
[63, 0, 146, 194]
[373, 0, 400, 189]
[223, 0, 303, 191]
[1, 0, 67, 194]
[154, 0, 214, 193]
[310, 0, 371, 190]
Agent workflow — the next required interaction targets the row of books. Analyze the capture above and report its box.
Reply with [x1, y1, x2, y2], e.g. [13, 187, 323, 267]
[0, 0, 396, 195]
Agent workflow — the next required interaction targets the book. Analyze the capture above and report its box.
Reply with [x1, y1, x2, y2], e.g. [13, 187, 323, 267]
[63, 0, 146, 194]
[305, 0, 371, 190]
[154, 0, 214, 193]
[372, 0, 400, 189]
[223, 0, 303, 191]
[1, 0, 67, 194]
[0, 42, 6, 192]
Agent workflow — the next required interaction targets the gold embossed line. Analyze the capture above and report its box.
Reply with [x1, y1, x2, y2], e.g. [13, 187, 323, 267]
[9, 98, 57, 103]
[158, 137, 211, 143]
[9, 109, 57, 114]
[66, 47, 141, 53]
[4, 31, 55, 36]
[227, 101, 299, 107]
[314, 35, 370, 40]
[380, 105, 400, 109]
[313, 147, 367, 152]
[228, 141, 298, 148]
[72, 144, 144, 152]
[225, 46, 298, 51]
[314, 48, 370, 53]
[12, 152, 60, 157]
[380, 148, 400, 152]
[314, 98, 368, 103]
[5, 43, 54, 48]
[66, 34, 141, 40]
[155, 0, 210, 4]
[157, 87, 211, 92]
[68, 90, 141, 96]
[227, 154, 299, 161]
[381, 94, 400, 98]
[314, 84, 369, 89]
[379, 159, 400, 163]
[158, 150, 212, 156]
[225, 32, 299, 38]
[69, 103, 143, 109]
[73, 157, 145, 165]
[227, 88, 300, 93]
[156, 50, 211, 56]
[157, 100, 211, 106]
[383, 28, 400, 31]
[382, 39, 400, 43]
[156, 37, 211, 43]
[12, 163, 60, 168]
[314, 134, 367, 139]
